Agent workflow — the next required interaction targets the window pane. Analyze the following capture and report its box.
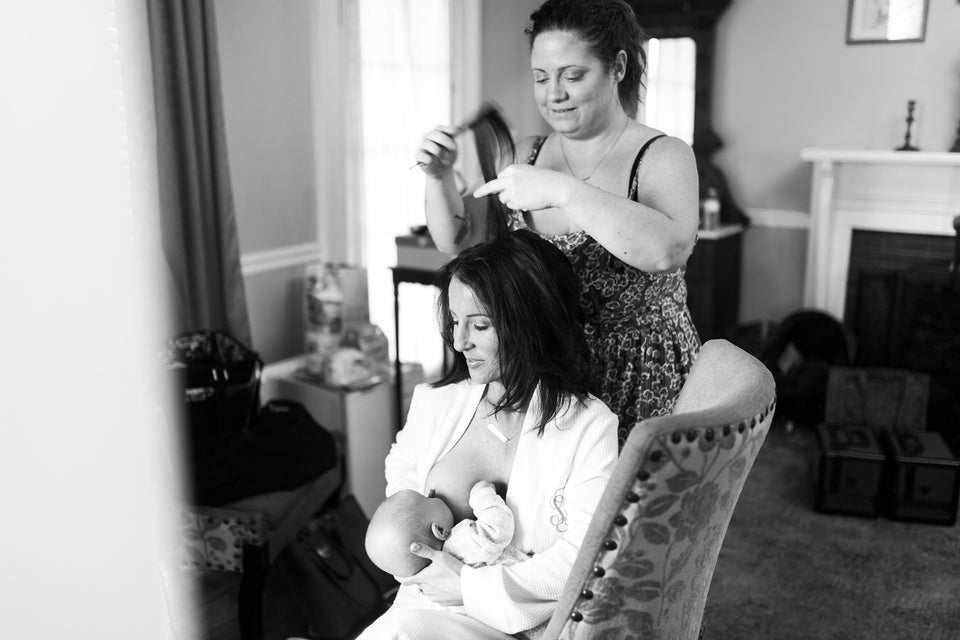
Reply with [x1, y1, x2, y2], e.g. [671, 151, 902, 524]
[640, 37, 695, 145]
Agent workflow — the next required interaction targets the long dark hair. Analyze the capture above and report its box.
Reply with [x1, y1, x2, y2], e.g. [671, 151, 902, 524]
[433, 230, 594, 435]
[525, 0, 646, 118]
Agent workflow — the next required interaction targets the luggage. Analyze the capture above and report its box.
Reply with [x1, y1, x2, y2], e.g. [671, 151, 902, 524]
[760, 310, 855, 428]
[813, 424, 886, 517]
[881, 429, 960, 526]
[192, 399, 339, 506]
[280, 495, 396, 640]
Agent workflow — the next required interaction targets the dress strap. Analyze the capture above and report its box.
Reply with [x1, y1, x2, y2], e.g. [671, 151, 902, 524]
[526, 136, 548, 165]
[627, 133, 667, 193]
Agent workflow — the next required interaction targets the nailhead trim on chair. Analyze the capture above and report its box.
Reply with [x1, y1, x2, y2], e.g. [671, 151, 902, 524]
[563, 399, 779, 637]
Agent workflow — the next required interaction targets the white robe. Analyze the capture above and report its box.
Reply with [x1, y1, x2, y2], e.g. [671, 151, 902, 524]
[358, 380, 618, 639]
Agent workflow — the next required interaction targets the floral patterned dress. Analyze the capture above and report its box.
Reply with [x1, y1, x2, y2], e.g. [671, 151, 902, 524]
[509, 135, 701, 448]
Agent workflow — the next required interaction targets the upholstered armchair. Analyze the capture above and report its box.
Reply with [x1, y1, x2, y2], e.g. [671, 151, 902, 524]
[540, 339, 776, 640]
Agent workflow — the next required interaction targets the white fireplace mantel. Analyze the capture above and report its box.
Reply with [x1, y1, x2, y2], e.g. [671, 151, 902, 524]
[800, 148, 960, 319]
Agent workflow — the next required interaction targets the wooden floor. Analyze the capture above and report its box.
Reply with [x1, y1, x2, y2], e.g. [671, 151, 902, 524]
[165, 564, 311, 640]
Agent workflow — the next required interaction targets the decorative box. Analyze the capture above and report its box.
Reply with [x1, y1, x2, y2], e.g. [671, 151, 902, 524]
[814, 424, 886, 517]
[881, 429, 960, 526]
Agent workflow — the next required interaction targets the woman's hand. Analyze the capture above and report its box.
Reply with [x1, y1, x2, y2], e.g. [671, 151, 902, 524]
[415, 126, 459, 179]
[398, 542, 465, 607]
[473, 164, 572, 212]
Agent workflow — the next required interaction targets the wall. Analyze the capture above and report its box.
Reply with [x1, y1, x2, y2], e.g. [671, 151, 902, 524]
[481, 0, 960, 325]
[214, 0, 350, 363]
[217, 0, 960, 359]
[717, 0, 960, 322]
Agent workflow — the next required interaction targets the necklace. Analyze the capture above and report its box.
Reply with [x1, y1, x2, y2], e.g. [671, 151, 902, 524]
[486, 422, 523, 445]
[479, 393, 524, 445]
[559, 117, 630, 182]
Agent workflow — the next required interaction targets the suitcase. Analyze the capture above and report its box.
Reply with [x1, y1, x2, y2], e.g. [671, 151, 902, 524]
[881, 429, 960, 525]
[813, 424, 886, 517]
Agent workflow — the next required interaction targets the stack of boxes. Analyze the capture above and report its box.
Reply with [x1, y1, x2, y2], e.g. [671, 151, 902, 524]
[814, 425, 959, 524]
[812, 368, 959, 525]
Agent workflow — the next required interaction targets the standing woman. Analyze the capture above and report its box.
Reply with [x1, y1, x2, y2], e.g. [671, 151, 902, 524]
[417, 0, 701, 447]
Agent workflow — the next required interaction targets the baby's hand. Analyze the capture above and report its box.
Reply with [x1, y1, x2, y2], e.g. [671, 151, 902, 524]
[473, 480, 495, 491]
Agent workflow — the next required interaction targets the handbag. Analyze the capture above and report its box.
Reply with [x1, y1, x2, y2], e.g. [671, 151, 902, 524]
[163, 329, 263, 460]
[280, 495, 396, 640]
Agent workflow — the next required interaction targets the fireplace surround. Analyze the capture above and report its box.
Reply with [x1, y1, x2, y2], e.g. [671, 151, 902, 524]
[800, 148, 960, 320]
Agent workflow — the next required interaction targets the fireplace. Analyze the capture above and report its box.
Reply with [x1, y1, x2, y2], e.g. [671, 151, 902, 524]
[801, 149, 960, 445]
[800, 148, 960, 319]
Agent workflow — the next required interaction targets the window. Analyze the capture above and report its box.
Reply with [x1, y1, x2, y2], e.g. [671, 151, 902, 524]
[639, 37, 696, 145]
[356, 0, 477, 378]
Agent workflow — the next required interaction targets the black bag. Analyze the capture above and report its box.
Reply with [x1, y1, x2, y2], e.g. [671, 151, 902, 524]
[280, 495, 396, 640]
[163, 329, 263, 459]
[760, 310, 855, 428]
[192, 399, 339, 506]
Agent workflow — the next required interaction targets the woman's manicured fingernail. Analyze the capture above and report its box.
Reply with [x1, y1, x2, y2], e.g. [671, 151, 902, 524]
[410, 542, 421, 552]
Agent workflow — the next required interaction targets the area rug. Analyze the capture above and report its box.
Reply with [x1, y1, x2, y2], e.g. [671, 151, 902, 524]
[704, 424, 960, 640]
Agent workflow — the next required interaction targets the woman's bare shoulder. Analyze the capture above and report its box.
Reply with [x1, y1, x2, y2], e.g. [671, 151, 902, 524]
[514, 134, 548, 165]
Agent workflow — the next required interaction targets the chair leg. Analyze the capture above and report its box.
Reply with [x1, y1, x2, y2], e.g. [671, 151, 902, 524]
[238, 543, 270, 640]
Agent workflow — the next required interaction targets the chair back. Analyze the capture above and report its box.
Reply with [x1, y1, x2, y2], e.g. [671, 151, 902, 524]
[541, 339, 776, 640]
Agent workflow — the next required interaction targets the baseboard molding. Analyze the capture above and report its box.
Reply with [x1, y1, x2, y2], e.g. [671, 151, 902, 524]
[241, 242, 324, 276]
[746, 208, 809, 230]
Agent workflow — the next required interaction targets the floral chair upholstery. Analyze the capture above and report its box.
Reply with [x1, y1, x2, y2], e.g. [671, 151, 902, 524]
[541, 339, 776, 640]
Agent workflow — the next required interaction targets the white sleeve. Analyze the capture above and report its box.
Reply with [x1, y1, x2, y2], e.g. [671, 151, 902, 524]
[468, 481, 516, 553]
[460, 405, 618, 633]
[383, 384, 430, 497]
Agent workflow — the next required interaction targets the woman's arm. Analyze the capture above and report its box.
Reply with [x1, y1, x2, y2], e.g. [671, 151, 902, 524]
[417, 125, 485, 253]
[383, 385, 431, 496]
[475, 136, 700, 272]
[458, 404, 619, 633]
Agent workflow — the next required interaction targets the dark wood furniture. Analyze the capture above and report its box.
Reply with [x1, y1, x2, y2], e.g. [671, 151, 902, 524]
[627, 0, 747, 227]
[685, 224, 743, 341]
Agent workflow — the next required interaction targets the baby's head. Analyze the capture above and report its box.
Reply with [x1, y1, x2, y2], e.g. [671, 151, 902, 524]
[365, 490, 454, 577]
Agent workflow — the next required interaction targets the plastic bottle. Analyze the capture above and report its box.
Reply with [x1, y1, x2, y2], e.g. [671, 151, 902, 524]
[700, 187, 721, 230]
[305, 264, 344, 377]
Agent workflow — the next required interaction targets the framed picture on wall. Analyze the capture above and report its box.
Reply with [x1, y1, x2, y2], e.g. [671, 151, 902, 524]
[846, 0, 928, 44]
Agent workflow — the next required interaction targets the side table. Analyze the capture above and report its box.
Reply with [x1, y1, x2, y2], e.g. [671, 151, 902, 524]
[685, 224, 744, 341]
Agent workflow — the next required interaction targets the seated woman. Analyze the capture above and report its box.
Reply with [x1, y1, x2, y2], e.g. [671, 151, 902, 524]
[357, 230, 619, 640]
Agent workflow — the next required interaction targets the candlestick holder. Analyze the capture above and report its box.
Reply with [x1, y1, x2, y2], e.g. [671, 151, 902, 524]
[895, 99, 919, 151]
[950, 118, 960, 153]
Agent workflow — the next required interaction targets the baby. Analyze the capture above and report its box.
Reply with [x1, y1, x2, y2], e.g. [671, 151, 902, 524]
[365, 480, 528, 577]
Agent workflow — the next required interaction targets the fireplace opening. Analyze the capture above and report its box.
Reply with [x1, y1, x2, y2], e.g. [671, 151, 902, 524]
[846, 230, 960, 449]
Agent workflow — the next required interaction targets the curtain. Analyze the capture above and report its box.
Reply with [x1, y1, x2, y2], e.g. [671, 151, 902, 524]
[146, 0, 251, 346]
[356, 0, 452, 378]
